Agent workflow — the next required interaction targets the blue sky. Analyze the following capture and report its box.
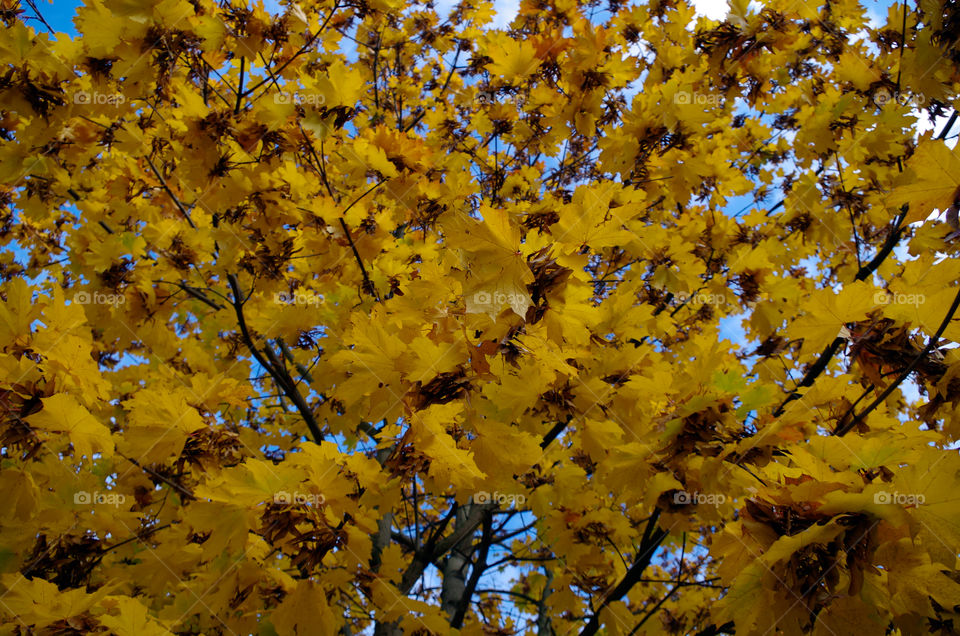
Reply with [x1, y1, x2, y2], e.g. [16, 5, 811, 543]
[33, 0, 77, 33]
[26, 0, 926, 624]
[39, 0, 903, 37]
[33, 0, 909, 350]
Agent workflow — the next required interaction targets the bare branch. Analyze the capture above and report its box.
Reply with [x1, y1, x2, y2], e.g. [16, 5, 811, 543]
[227, 274, 324, 443]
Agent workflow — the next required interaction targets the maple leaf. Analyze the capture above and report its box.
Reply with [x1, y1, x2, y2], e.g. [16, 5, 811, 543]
[484, 34, 542, 83]
[99, 597, 174, 636]
[887, 138, 960, 223]
[1, 1, 960, 634]
[446, 206, 535, 319]
[26, 394, 113, 461]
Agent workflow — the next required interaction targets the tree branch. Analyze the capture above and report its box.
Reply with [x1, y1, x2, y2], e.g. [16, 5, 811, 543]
[536, 568, 555, 635]
[579, 509, 669, 636]
[22, 0, 55, 34]
[541, 415, 571, 448]
[773, 206, 908, 417]
[227, 274, 324, 443]
[339, 217, 381, 302]
[144, 156, 196, 229]
[835, 284, 960, 436]
[450, 509, 493, 628]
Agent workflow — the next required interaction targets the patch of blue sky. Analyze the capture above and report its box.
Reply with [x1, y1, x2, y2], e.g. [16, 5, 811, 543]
[35, 0, 939, 400]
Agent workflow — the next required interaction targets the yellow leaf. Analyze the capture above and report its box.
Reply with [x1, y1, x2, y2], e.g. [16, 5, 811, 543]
[99, 597, 174, 636]
[485, 35, 541, 82]
[0, 574, 107, 628]
[0, 277, 39, 347]
[0, 469, 37, 521]
[27, 393, 113, 461]
[270, 581, 338, 635]
[887, 139, 960, 223]
[788, 280, 877, 355]
[411, 403, 486, 494]
[123, 387, 207, 433]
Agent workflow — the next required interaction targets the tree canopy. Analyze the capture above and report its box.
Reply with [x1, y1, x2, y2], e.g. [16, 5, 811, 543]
[2, 0, 960, 633]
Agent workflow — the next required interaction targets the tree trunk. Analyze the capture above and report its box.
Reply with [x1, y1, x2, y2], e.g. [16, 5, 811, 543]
[537, 568, 554, 635]
[440, 503, 474, 619]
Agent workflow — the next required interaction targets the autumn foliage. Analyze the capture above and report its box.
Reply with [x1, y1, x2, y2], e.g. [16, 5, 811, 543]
[2, 0, 960, 633]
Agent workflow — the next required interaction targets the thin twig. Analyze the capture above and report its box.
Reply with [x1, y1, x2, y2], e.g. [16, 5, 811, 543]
[144, 156, 196, 229]
[835, 285, 960, 436]
[23, 0, 55, 34]
[227, 274, 324, 442]
[580, 509, 669, 636]
[339, 217, 380, 302]
[235, 57, 245, 114]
